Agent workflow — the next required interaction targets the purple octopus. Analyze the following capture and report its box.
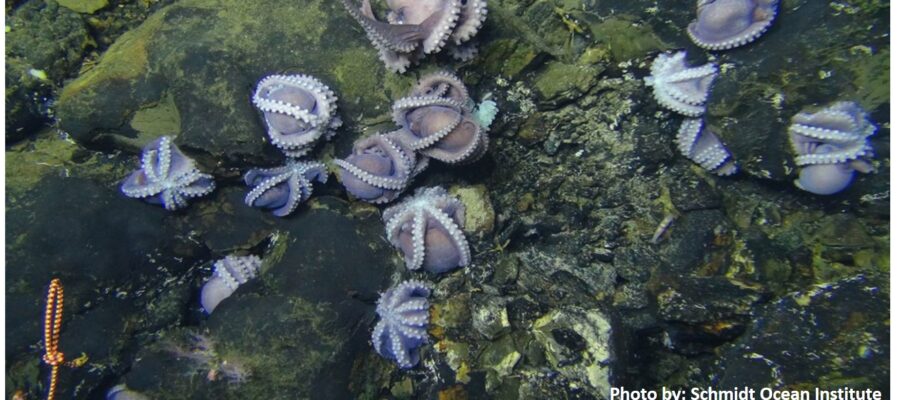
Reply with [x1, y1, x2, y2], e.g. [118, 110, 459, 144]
[334, 132, 425, 204]
[200, 255, 262, 314]
[372, 280, 431, 369]
[340, 0, 488, 72]
[335, 71, 495, 204]
[252, 74, 342, 157]
[382, 186, 470, 273]
[677, 118, 738, 176]
[391, 72, 490, 164]
[644, 51, 718, 117]
[244, 160, 328, 217]
[121, 136, 216, 210]
[788, 101, 875, 195]
[687, 0, 779, 51]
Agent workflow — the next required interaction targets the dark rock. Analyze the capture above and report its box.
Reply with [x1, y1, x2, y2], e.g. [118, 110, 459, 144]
[716, 274, 889, 392]
[666, 167, 722, 212]
[5, 175, 207, 399]
[657, 209, 728, 274]
[6, 1, 90, 141]
[656, 276, 766, 324]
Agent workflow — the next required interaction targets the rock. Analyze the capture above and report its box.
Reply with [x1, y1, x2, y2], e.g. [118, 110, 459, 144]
[471, 296, 511, 340]
[5, 174, 207, 399]
[57, 0, 108, 14]
[127, 198, 395, 398]
[55, 0, 417, 168]
[656, 276, 766, 324]
[532, 61, 601, 108]
[6, 1, 90, 141]
[715, 274, 888, 392]
[450, 184, 496, 236]
[531, 307, 612, 396]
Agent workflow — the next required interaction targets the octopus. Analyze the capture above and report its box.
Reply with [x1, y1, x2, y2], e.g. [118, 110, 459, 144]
[243, 159, 328, 217]
[677, 118, 738, 176]
[382, 186, 470, 273]
[644, 51, 718, 117]
[371, 280, 431, 369]
[340, 0, 488, 73]
[391, 71, 494, 164]
[788, 101, 875, 195]
[121, 136, 216, 211]
[334, 132, 425, 204]
[687, 0, 779, 51]
[252, 74, 342, 157]
[200, 255, 262, 314]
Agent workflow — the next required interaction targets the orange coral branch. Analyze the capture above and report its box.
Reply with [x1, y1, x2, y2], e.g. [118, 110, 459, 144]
[42, 278, 65, 400]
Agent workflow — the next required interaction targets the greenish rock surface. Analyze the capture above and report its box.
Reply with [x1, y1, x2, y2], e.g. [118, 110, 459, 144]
[57, 0, 107, 14]
[6, 1, 90, 140]
[54, 0, 418, 168]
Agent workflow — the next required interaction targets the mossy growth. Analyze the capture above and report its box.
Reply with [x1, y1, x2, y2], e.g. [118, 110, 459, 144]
[588, 16, 668, 63]
[57, 0, 108, 14]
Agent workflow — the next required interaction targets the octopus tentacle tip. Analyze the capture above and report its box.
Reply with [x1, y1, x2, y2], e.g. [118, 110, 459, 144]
[788, 101, 875, 195]
[121, 136, 215, 210]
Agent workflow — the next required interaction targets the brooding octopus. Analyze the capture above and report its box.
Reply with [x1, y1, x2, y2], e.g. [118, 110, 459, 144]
[341, 0, 488, 72]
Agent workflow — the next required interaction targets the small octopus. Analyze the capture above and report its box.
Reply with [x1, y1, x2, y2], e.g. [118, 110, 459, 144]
[341, 0, 488, 73]
[391, 71, 494, 164]
[789, 101, 875, 195]
[200, 254, 262, 314]
[687, 0, 779, 51]
[244, 159, 328, 217]
[644, 51, 718, 117]
[372, 280, 431, 369]
[252, 74, 341, 157]
[334, 132, 424, 204]
[121, 136, 216, 210]
[382, 186, 470, 273]
[677, 118, 738, 176]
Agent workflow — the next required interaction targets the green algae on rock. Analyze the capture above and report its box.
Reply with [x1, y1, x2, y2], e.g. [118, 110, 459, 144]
[57, 0, 108, 14]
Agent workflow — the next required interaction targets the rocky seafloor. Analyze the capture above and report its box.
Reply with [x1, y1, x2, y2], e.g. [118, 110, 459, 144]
[5, 0, 889, 399]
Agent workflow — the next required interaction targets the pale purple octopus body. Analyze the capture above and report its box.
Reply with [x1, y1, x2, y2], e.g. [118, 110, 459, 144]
[341, 0, 488, 72]
[200, 255, 262, 314]
[644, 51, 718, 117]
[789, 101, 875, 195]
[372, 280, 431, 369]
[391, 71, 490, 164]
[244, 160, 328, 217]
[336, 72, 494, 203]
[677, 118, 738, 176]
[382, 187, 470, 273]
[121, 136, 216, 210]
[252, 74, 341, 157]
[687, 0, 779, 50]
[334, 132, 424, 204]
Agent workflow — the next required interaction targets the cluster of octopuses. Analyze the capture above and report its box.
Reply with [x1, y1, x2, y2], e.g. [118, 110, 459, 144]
[121, 0, 496, 371]
[117, 0, 880, 379]
[643, 0, 877, 195]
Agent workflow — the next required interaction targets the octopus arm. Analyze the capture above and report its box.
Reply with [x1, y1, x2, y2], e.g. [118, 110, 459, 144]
[341, 0, 431, 53]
